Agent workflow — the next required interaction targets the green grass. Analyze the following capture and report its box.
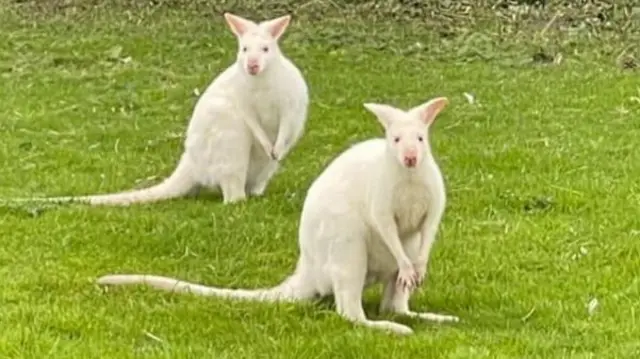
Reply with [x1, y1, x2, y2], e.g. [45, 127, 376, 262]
[1, 2, 640, 358]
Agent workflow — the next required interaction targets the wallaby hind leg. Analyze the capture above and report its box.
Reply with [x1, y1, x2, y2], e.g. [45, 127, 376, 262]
[218, 152, 250, 204]
[328, 236, 413, 335]
[204, 120, 252, 204]
[379, 276, 459, 323]
[219, 176, 247, 204]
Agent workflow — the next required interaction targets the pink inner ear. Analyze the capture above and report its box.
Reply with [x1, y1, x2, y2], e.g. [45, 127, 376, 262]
[225, 14, 251, 37]
[267, 16, 291, 39]
[421, 98, 448, 124]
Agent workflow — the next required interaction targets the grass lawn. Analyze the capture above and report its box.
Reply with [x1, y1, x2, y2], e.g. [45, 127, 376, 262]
[1, 1, 639, 358]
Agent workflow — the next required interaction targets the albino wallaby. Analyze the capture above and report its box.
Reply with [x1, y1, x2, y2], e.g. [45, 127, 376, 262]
[97, 97, 459, 335]
[11, 13, 309, 206]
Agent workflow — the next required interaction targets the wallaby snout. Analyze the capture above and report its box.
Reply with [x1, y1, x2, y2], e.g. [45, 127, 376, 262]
[403, 155, 417, 167]
[247, 63, 260, 75]
[402, 148, 418, 168]
[246, 57, 261, 74]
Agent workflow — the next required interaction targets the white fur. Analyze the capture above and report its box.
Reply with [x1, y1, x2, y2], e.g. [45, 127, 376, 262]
[10, 13, 309, 206]
[97, 97, 458, 335]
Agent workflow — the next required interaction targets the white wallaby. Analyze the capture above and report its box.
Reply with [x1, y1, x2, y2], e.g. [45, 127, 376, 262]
[10, 13, 309, 206]
[97, 97, 459, 335]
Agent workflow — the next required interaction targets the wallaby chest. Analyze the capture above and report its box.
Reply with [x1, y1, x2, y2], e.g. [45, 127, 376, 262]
[245, 83, 286, 138]
[392, 180, 431, 237]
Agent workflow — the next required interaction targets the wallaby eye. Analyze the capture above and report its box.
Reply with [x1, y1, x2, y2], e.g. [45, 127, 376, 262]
[242, 46, 248, 52]
[417, 136, 424, 142]
[393, 137, 400, 143]
[262, 46, 269, 52]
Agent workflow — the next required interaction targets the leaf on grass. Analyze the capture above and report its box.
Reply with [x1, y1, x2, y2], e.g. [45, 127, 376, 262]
[587, 297, 599, 316]
[144, 331, 165, 344]
[463, 92, 475, 104]
[106, 45, 123, 61]
[105, 45, 133, 64]
[571, 246, 589, 260]
[521, 306, 536, 322]
[579, 246, 588, 256]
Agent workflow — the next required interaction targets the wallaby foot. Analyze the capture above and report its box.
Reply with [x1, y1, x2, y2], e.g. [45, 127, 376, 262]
[249, 184, 267, 197]
[329, 240, 414, 335]
[380, 276, 459, 324]
[402, 311, 459, 323]
[219, 177, 247, 204]
[334, 281, 414, 335]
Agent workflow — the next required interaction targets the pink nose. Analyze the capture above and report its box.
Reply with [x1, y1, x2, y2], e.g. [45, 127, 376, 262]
[403, 156, 417, 167]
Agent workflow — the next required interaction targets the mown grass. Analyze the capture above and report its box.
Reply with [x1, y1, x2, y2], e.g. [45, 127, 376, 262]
[1, 1, 639, 358]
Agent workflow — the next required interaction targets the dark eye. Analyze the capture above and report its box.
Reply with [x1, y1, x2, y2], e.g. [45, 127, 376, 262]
[262, 46, 269, 52]
[417, 136, 424, 142]
[393, 137, 400, 143]
[242, 46, 248, 52]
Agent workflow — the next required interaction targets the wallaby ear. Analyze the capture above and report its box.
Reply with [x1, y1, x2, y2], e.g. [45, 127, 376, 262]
[224, 13, 255, 37]
[363, 103, 403, 129]
[261, 15, 292, 40]
[410, 97, 449, 126]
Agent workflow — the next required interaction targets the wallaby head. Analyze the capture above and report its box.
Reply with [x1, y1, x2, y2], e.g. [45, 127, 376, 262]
[363, 97, 449, 169]
[223, 13, 292, 77]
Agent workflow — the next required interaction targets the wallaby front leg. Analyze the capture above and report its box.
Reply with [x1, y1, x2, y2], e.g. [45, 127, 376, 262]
[272, 118, 293, 161]
[243, 115, 276, 160]
[247, 160, 279, 197]
[272, 108, 306, 161]
[414, 206, 444, 286]
[414, 224, 438, 286]
[219, 176, 247, 204]
[372, 215, 419, 291]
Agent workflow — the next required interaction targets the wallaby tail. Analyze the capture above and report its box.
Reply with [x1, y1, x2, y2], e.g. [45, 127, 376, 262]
[96, 271, 311, 303]
[3, 154, 196, 207]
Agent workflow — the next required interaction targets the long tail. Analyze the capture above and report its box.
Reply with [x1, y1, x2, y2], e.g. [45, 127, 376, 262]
[96, 271, 310, 303]
[3, 154, 196, 206]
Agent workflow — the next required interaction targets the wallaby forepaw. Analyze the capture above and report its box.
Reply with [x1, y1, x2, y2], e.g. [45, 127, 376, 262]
[396, 265, 418, 291]
[272, 142, 287, 161]
[269, 150, 280, 161]
[413, 264, 427, 286]
[259, 142, 276, 161]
